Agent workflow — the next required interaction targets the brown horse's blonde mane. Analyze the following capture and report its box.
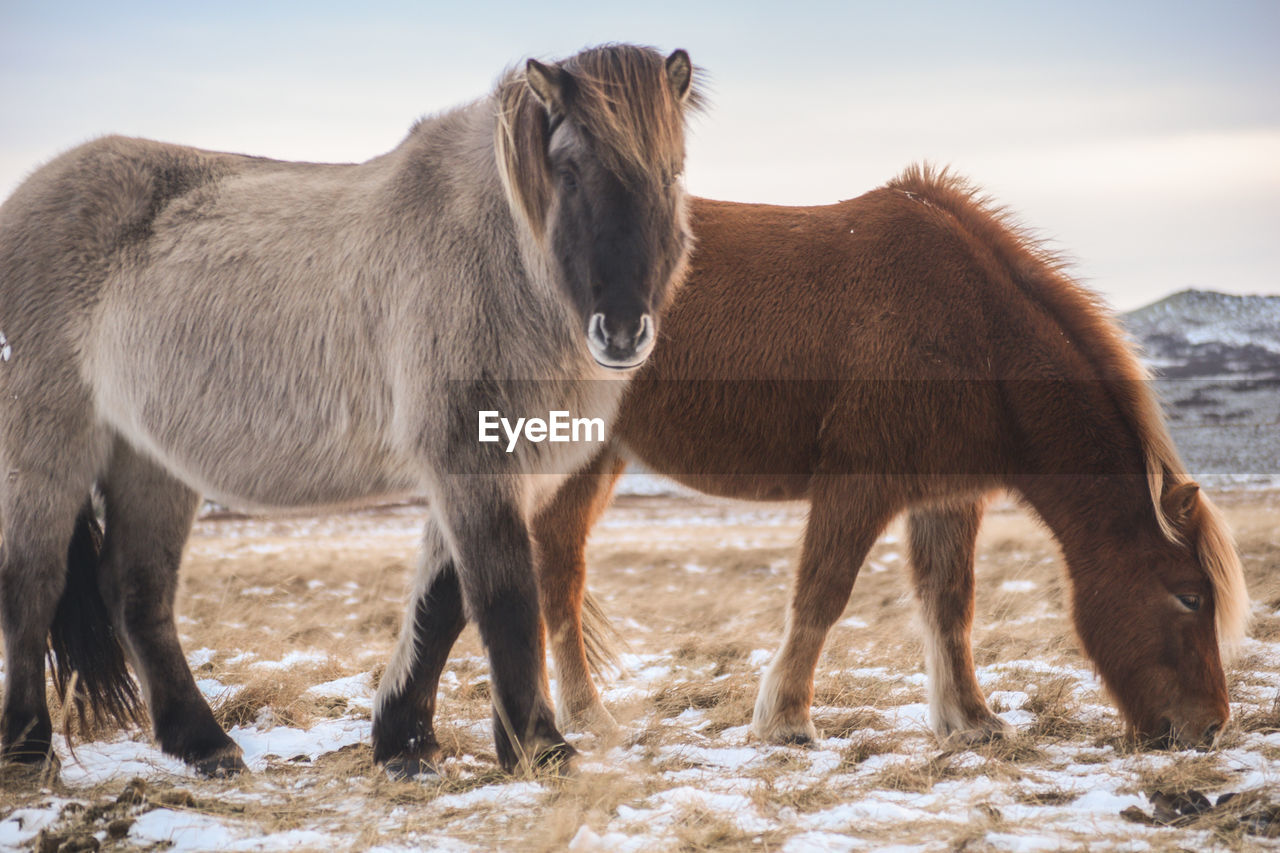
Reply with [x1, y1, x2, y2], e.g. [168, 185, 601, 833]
[887, 164, 1249, 652]
[495, 44, 702, 236]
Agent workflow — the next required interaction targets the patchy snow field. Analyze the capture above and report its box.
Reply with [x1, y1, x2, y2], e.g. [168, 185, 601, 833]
[2, 490, 1278, 851]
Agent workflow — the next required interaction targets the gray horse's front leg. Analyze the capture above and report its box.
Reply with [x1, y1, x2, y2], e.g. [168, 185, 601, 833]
[373, 521, 467, 779]
[437, 488, 572, 774]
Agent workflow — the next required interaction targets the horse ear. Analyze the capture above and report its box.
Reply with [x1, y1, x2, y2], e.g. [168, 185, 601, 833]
[497, 72, 555, 237]
[1161, 481, 1200, 528]
[525, 59, 570, 116]
[665, 49, 693, 103]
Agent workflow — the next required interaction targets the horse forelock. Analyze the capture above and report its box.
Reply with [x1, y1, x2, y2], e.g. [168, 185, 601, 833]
[886, 163, 1249, 655]
[557, 44, 702, 179]
[494, 44, 702, 236]
[1188, 491, 1251, 657]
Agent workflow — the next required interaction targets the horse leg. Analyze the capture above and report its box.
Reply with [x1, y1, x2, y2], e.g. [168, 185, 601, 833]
[372, 520, 467, 779]
[97, 443, 244, 775]
[0, 401, 112, 769]
[532, 449, 626, 734]
[753, 482, 893, 744]
[436, 485, 570, 774]
[0, 491, 85, 768]
[907, 500, 1010, 744]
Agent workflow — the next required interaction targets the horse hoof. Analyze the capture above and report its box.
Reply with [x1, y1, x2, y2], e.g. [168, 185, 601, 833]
[752, 716, 818, 746]
[383, 755, 444, 783]
[556, 702, 619, 737]
[0, 752, 59, 784]
[192, 750, 248, 778]
[939, 716, 1013, 748]
[534, 742, 578, 777]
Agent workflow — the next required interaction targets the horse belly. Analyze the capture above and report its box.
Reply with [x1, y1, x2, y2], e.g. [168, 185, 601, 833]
[102, 395, 413, 511]
[614, 377, 823, 501]
[88, 325, 414, 510]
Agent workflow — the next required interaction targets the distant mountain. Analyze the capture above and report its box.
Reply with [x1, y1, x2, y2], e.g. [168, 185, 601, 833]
[1122, 289, 1280, 378]
[1121, 289, 1280, 487]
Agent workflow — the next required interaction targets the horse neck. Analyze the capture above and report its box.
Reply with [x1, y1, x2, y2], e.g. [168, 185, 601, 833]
[387, 100, 589, 381]
[388, 100, 508, 217]
[1017, 470, 1159, 565]
[1002, 376, 1171, 575]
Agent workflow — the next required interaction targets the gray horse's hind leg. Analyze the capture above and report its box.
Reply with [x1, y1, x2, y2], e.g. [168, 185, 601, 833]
[98, 443, 245, 775]
[372, 520, 467, 779]
[1, 443, 106, 767]
[0, 502, 77, 766]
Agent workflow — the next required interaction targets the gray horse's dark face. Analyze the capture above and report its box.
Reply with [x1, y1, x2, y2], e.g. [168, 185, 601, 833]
[513, 48, 694, 371]
[546, 127, 689, 370]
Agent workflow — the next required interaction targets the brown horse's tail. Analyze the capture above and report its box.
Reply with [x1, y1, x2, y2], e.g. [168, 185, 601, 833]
[581, 589, 625, 678]
[48, 501, 144, 737]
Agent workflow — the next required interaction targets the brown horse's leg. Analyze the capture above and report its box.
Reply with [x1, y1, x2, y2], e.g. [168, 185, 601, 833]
[753, 479, 893, 744]
[907, 500, 1010, 745]
[98, 444, 245, 776]
[532, 449, 626, 733]
[372, 520, 467, 779]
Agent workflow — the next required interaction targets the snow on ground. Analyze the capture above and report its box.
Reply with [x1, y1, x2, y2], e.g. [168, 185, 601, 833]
[2, 493, 1278, 851]
[5, 638, 1277, 851]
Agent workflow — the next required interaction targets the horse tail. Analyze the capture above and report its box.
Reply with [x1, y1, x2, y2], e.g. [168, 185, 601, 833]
[581, 589, 625, 678]
[49, 500, 143, 735]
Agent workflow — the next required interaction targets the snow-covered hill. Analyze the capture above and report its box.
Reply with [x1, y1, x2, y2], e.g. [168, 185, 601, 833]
[1123, 289, 1280, 378]
[1122, 290, 1280, 488]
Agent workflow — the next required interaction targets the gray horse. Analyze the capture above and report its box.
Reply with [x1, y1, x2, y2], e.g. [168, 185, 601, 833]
[0, 43, 697, 778]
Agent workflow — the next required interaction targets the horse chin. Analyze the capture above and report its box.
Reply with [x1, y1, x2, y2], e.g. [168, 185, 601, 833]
[1131, 713, 1221, 752]
[1130, 716, 1176, 750]
[592, 355, 647, 371]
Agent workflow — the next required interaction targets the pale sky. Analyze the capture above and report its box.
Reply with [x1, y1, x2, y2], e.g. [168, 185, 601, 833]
[2, 0, 1277, 309]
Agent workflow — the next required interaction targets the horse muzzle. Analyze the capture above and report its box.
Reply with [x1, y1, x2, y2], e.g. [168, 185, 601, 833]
[1143, 712, 1226, 751]
[586, 312, 655, 370]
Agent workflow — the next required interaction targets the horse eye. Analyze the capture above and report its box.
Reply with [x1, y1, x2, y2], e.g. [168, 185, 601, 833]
[1176, 594, 1201, 612]
[559, 169, 578, 191]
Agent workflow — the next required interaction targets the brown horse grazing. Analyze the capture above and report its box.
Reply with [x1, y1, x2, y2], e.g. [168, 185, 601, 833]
[527, 166, 1251, 749]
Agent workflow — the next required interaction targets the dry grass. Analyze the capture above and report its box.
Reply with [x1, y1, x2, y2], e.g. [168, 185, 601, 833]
[1132, 753, 1234, 794]
[837, 730, 907, 768]
[3, 492, 1279, 849]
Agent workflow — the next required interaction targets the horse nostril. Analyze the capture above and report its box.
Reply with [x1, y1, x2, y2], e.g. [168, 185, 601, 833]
[588, 313, 608, 347]
[589, 312, 650, 353]
[1203, 722, 1223, 743]
[634, 314, 653, 350]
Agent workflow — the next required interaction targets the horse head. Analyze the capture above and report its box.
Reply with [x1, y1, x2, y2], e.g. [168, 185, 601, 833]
[1074, 480, 1248, 748]
[497, 45, 698, 369]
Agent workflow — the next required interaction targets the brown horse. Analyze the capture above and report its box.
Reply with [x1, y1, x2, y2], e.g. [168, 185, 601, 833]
[527, 166, 1250, 749]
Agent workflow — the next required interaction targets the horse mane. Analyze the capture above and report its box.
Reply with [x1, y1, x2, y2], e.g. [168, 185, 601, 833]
[886, 164, 1249, 652]
[494, 44, 703, 236]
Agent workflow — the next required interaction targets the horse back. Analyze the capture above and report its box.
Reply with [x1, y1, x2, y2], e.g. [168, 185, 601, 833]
[0, 136, 412, 507]
[615, 179, 1104, 496]
[0, 136, 258, 343]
